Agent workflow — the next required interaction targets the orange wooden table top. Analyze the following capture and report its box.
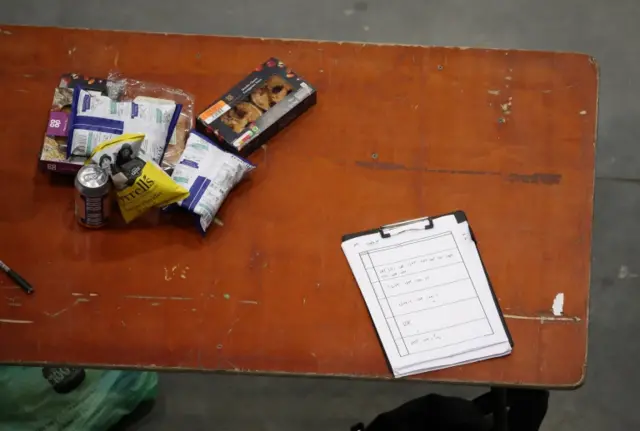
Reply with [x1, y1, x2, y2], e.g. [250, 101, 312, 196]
[0, 26, 597, 388]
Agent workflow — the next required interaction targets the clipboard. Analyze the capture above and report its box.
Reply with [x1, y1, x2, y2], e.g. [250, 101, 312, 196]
[342, 210, 514, 348]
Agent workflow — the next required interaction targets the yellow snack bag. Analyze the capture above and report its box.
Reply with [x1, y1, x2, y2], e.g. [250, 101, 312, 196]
[88, 133, 189, 223]
[88, 133, 145, 174]
[116, 161, 189, 223]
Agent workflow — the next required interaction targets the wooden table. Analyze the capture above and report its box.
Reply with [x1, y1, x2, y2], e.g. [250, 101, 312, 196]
[0, 26, 597, 388]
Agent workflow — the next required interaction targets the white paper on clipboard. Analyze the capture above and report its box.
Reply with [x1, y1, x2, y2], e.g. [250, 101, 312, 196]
[341, 212, 512, 378]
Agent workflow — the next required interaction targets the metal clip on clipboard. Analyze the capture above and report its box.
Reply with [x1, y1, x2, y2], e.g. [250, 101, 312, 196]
[379, 217, 434, 238]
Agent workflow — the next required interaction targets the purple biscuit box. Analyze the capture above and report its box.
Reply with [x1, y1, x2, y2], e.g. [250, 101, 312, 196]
[39, 73, 109, 174]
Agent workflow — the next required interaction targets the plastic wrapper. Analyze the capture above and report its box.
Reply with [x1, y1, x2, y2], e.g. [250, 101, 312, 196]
[89, 133, 144, 177]
[171, 131, 255, 234]
[116, 160, 189, 223]
[107, 72, 195, 172]
[89, 134, 189, 223]
[40, 74, 110, 175]
[0, 366, 157, 431]
[68, 89, 181, 164]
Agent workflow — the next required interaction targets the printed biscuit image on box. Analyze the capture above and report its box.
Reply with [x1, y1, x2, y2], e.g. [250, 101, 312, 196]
[196, 58, 317, 157]
[39, 73, 110, 175]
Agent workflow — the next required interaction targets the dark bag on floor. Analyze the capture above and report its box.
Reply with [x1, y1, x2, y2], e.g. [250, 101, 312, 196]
[352, 394, 490, 431]
[352, 389, 549, 431]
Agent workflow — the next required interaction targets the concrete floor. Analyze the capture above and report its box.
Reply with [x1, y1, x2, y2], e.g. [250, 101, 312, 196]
[3, 0, 640, 429]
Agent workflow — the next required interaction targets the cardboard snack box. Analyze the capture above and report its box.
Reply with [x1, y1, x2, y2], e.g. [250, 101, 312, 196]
[196, 58, 316, 157]
[40, 74, 189, 175]
[39, 73, 110, 174]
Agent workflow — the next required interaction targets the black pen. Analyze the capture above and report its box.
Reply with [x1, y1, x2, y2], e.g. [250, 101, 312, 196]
[0, 260, 34, 295]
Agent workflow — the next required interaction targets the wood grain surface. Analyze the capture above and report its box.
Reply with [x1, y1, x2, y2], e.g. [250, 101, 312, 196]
[0, 25, 597, 388]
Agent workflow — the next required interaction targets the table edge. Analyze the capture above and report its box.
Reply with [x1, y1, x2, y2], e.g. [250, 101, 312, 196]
[0, 359, 586, 389]
[2, 24, 598, 61]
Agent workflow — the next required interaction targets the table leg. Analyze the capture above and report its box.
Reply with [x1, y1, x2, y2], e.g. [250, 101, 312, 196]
[491, 386, 508, 431]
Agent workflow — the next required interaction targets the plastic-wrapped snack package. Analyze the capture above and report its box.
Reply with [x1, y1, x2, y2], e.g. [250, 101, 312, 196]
[0, 366, 158, 431]
[89, 133, 144, 176]
[116, 160, 189, 223]
[67, 89, 182, 164]
[89, 134, 189, 223]
[171, 131, 255, 234]
[106, 72, 195, 172]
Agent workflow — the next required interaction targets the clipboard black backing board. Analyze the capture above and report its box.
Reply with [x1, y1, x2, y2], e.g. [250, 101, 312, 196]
[342, 210, 514, 349]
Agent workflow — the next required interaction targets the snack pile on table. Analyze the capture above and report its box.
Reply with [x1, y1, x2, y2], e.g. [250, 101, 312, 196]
[39, 59, 317, 232]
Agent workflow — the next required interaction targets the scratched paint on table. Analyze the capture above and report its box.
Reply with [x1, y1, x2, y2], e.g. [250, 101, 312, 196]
[44, 298, 90, 318]
[355, 161, 562, 185]
[164, 264, 190, 281]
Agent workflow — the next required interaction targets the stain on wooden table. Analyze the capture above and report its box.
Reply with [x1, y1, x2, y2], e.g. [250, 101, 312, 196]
[0, 26, 597, 388]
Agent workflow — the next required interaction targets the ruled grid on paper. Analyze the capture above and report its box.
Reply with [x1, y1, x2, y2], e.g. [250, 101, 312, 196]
[342, 214, 511, 377]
